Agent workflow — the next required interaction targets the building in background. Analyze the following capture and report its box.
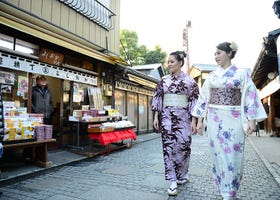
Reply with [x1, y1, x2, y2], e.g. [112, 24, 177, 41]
[251, 28, 280, 135]
[131, 63, 165, 80]
[189, 64, 217, 89]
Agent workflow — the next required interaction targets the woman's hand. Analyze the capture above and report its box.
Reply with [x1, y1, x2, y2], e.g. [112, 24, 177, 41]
[153, 118, 159, 131]
[196, 118, 204, 135]
[246, 120, 256, 135]
[153, 111, 159, 131]
[191, 117, 197, 135]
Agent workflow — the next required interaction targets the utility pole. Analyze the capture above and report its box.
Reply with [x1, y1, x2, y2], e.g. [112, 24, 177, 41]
[183, 20, 191, 75]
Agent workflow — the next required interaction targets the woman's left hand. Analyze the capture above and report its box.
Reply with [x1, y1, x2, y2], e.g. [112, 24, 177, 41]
[246, 120, 256, 135]
[191, 119, 197, 134]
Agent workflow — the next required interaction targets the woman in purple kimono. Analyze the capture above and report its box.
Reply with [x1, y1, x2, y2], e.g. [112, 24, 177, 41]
[192, 42, 267, 200]
[152, 51, 199, 196]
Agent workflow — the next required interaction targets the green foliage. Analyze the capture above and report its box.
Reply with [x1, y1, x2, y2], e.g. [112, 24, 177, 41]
[120, 29, 167, 66]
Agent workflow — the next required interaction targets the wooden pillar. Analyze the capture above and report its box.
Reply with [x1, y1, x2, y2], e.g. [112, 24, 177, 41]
[262, 97, 269, 133]
[267, 96, 275, 133]
[271, 96, 276, 133]
[27, 73, 33, 113]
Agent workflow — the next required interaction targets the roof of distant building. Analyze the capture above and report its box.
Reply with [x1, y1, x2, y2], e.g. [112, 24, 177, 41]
[191, 64, 217, 72]
[132, 63, 162, 70]
[131, 63, 165, 80]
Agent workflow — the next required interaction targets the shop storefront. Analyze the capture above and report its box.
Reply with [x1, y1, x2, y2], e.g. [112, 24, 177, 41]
[251, 28, 280, 135]
[0, 0, 160, 157]
[113, 64, 159, 134]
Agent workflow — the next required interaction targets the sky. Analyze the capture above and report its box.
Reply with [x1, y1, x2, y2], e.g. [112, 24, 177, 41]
[120, 0, 279, 71]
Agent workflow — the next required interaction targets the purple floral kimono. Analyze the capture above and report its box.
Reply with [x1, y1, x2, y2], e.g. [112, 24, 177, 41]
[151, 71, 199, 181]
[192, 65, 267, 199]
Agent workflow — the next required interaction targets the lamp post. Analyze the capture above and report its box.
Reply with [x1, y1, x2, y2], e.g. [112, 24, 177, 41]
[183, 20, 191, 75]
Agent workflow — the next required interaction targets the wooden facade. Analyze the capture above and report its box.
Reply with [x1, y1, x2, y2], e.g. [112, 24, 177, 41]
[0, 0, 121, 63]
[0, 0, 159, 143]
[251, 28, 280, 136]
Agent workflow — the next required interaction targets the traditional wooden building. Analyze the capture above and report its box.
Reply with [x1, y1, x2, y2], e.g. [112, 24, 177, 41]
[251, 28, 280, 135]
[189, 64, 217, 89]
[0, 0, 158, 151]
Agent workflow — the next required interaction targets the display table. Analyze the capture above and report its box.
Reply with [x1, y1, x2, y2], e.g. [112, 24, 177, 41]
[88, 127, 137, 154]
[68, 117, 122, 152]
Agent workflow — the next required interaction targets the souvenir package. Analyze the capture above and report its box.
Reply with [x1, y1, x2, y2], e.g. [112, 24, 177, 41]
[3, 113, 43, 142]
[34, 125, 53, 141]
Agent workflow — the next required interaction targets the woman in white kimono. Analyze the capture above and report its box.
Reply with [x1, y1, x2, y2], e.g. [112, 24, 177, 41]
[192, 42, 267, 200]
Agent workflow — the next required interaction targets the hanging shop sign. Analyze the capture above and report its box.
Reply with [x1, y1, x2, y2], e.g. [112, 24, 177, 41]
[115, 81, 154, 96]
[0, 52, 97, 86]
[38, 48, 64, 66]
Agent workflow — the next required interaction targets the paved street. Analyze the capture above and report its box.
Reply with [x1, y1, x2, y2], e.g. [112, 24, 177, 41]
[0, 134, 279, 200]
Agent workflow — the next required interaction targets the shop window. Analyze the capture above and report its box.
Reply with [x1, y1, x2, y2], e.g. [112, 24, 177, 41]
[0, 33, 13, 50]
[15, 39, 39, 56]
[0, 33, 39, 56]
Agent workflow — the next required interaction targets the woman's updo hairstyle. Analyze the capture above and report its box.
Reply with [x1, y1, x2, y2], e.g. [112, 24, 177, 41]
[170, 51, 186, 67]
[216, 41, 238, 59]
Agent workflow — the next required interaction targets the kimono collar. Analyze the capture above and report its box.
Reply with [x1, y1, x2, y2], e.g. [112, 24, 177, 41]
[218, 65, 237, 71]
[171, 71, 185, 80]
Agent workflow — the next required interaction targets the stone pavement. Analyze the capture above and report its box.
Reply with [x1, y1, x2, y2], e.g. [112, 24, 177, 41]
[0, 133, 279, 200]
[247, 133, 280, 186]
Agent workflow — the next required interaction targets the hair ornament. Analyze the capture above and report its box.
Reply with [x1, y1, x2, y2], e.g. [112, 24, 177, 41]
[229, 41, 238, 52]
[179, 53, 184, 59]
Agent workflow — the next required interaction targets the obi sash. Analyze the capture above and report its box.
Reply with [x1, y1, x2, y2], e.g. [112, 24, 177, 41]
[210, 88, 241, 106]
[163, 94, 188, 107]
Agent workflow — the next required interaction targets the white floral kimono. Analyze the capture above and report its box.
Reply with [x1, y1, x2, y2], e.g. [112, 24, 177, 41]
[192, 65, 267, 199]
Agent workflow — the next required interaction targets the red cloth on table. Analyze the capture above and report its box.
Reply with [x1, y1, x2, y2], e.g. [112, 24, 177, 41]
[88, 129, 137, 145]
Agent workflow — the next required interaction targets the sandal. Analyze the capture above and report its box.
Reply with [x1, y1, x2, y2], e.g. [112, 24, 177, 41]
[167, 187, 178, 196]
[177, 177, 190, 185]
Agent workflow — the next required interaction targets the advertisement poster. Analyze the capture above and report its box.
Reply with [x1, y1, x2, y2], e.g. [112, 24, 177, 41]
[17, 76, 28, 96]
[0, 71, 14, 85]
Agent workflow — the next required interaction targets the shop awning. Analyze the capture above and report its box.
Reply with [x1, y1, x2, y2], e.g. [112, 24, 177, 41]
[0, 2, 125, 66]
[251, 28, 280, 89]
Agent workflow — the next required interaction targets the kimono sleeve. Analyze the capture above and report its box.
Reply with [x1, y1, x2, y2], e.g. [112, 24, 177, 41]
[151, 79, 164, 112]
[241, 69, 267, 122]
[191, 77, 211, 118]
[188, 78, 199, 114]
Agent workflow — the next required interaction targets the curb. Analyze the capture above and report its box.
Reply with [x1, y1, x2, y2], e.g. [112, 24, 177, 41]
[247, 137, 280, 187]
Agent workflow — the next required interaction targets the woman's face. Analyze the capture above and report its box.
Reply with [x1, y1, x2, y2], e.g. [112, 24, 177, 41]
[167, 55, 181, 74]
[215, 49, 231, 66]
